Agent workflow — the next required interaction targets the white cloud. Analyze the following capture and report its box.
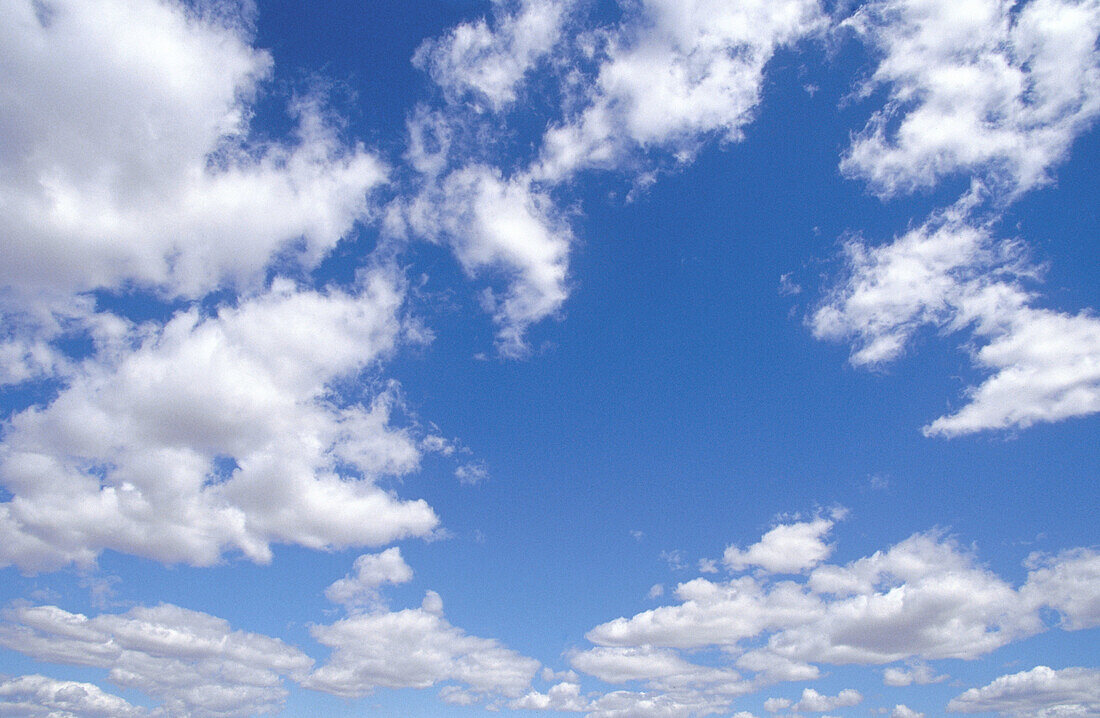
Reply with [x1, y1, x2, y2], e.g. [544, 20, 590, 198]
[324, 547, 415, 611]
[0, 603, 312, 718]
[792, 687, 862, 712]
[534, 0, 825, 181]
[841, 0, 1100, 197]
[0, 674, 146, 718]
[585, 689, 732, 718]
[573, 521, 1100, 713]
[0, 270, 439, 570]
[511, 681, 591, 711]
[891, 705, 924, 718]
[812, 193, 1100, 435]
[414, 0, 571, 111]
[405, 165, 572, 356]
[883, 660, 947, 686]
[723, 516, 838, 574]
[0, 0, 385, 305]
[764, 696, 792, 712]
[947, 666, 1100, 717]
[1020, 548, 1100, 630]
[305, 591, 540, 700]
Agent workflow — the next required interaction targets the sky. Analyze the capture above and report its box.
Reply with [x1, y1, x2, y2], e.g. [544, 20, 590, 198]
[0, 0, 1098, 716]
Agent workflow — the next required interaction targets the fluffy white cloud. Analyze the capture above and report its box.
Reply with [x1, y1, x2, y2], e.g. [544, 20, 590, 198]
[812, 193, 1100, 435]
[791, 687, 862, 712]
[511, 681, 591, 711]
[414, 0, 571, 111]
[891, 705, 924, 718]
[841, 0, 1100, 196]
[723, 516, 838, 574]
[572, 521, 1100, 714]
[534, 0, 824, 180]
[0, 270, 439, 570]
[585, 689, 732, 718]
[324, 547, 415, 611]
[0, 674, 146, 718]
[405, 165, 572, 356]
[0, 603, 312, 717]
[305, 591, 540, 700]
[0, 0, 385, 304]
[570, 646, 748, 696]
[1021, 549, 1100, 630]
[947, 666, 1100, 716]
[882, 660, 947, 686]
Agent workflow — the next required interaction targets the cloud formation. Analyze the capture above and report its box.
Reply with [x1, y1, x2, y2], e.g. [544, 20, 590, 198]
[947, 665, 1100, 716]
[842, 0, 1100, 196]
[0, 603, 312, 717]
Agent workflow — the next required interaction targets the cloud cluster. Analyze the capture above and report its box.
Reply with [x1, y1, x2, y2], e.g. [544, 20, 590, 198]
[0, 603, 313, 717]
[814, 0, 1100, 435]
[557, 519, 1100, 715]
[813, 191, 1100, 435]
[842, 0, 1100, 196]
[0, 271, 439, 570]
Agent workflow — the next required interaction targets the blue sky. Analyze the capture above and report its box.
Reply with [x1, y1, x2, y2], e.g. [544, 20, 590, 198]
[0, 0, 1098, 716]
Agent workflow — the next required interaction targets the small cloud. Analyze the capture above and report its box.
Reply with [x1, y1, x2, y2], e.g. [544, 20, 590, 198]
[779, 273, 802, 296]
[698, 558, 719, 574]
[659, 550, 687, 571]
[647, 583, 665, 599]
[630, 530, 645, 542]
[455, 461, 488, 485]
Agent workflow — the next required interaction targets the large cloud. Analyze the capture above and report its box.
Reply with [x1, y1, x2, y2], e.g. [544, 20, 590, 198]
[0, 0, 385, 303]
[813, 193, 1100, 435]
[566, 521, 1100, 715]
[0, 270, 439, 570]
[842, 0, 1100, 197]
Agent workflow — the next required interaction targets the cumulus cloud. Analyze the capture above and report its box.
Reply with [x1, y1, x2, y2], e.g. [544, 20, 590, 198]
[841, 0, 1100, 197]
[0, 0, 385, 305]
[324, 547, 415, 611]
[723, 516, 838, 574]
[813, 193, 1100, 435]
[0, 270, 439, 570]
[882, 660, 948, 686]
[414, 0, 572, 111]
[947, 665, 1100, 717]
[305, 591, 540, 700]
[0, 674, 146, 718]
[533, 0, 825, 181]
[791, 687, 862, 712]
[569, 521, 1100, 714]
[891, 705, 924, 718]
[0, 603, 312, 717]
[511, 681, 591, 711]
[404, 165, 572, 356]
